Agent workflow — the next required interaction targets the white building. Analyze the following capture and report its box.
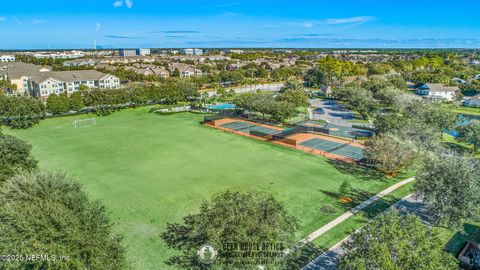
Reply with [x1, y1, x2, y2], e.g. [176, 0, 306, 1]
[181, 48, 203, 55]
[33, 51, 84, 59]
[415, 83, 459, 101]
[137, 48, 151, 56]
[0, 55, 15, 62]
[118, 49, 137, 58]
[31, 70, 120, 101]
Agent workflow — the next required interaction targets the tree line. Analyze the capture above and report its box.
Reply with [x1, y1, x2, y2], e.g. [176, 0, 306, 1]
[0, 130, 126, 269]
[232, 81, 310, 123]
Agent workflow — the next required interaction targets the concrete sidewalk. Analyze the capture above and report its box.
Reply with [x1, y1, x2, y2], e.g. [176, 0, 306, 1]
[302, 194, 427, 270]
[303, 177, 415, 243]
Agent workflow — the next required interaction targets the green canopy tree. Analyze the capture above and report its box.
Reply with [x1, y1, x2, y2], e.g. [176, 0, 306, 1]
[0, 132, 37, 183]
[161, 191, 298, 269]
[276, 89, 309, 108]
[415, 154, 480, 228]
[0, 95, 45, 129]
[269, 101, 297, 123]
[68, 91, 84, 111]
[338, 210, 457, 270]
[457, 122, 480, 154]
[0, 171, 126, 269]
[363, 133, 417, 175]
[46, 93, 69, 115]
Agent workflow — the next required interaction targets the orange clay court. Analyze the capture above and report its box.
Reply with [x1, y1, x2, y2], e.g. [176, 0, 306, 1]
[205, 118, 365, 162]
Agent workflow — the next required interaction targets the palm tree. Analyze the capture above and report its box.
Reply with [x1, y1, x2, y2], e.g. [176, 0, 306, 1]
[280, 80, 304, 93]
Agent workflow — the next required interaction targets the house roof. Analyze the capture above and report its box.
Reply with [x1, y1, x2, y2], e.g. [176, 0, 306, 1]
[423, 83, 459, 92]
[465, 94, 480, 100]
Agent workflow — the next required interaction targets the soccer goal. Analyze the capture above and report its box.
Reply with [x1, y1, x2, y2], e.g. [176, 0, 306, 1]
[73, 118, 96, 128]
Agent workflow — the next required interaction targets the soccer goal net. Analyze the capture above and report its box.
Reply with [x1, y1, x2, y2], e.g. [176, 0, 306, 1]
[73, 118, 96, 128]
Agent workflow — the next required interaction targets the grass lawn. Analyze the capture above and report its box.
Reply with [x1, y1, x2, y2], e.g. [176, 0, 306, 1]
[312, 181, 415, 249]
[452, 106, 480, 116]
[441, 133, 480, 158]
[6, 107, 398, 270]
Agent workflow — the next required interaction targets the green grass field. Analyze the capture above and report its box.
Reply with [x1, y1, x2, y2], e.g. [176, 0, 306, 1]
[6, 107, 398, 269]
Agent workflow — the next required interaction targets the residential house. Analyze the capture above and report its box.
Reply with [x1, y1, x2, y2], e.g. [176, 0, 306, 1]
[463, 94, 480, 107]
[170, 63, 202, 77]
[452, 77, 468, 84]
[63, 59, 98, 67]
[126, 65, 169, 78]
[0, 55, 15, 62]
[415, 83, 459, 101]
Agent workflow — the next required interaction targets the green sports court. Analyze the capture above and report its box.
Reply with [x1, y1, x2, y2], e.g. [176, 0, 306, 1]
[299, 137, 364, 160]
[220, 121, 282, 135]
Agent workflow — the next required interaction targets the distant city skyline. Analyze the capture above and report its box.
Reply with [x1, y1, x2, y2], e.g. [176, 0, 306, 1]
[1, 0, 480, 49]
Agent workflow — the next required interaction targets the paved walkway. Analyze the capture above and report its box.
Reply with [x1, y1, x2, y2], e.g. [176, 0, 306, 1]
[302, 194, 427, 270]
[303, 177, 415, 243]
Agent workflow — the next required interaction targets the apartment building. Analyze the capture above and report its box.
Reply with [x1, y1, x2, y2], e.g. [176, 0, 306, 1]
[32, 70, 120, 100]
[1, 62, 119, 99]
[0, 62, 51, 96]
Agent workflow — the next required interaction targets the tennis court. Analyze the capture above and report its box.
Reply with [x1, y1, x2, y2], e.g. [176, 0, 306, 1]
[304, 121, 374, 139]
[299, 138, 364, 160]
[220, 121, 282, 135]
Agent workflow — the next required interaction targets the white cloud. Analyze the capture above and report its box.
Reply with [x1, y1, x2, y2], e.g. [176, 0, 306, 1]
[95, 22, 101, 32]
[113, 0, 123, 7]
[221, 12, 239, 17]
[285, 16, 375, 29]
[11, 15, 22, 25]
[125, 0, 133, 8]
[113, 0, 133, 8]
[325, 16, 375, 25]
[32, 19, 44, 25]
[0, 16, 6, 22]
[302, 22, 314, 28]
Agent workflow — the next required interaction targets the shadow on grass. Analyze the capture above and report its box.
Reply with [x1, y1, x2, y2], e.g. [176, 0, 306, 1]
[319, 188, 376, 211]
[328, 160, 389, 182]
[442, 141, 477, 157]
[445, 223, 480, 256]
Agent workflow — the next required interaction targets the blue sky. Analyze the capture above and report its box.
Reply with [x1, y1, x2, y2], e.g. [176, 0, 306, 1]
[1, 0, 480, 49]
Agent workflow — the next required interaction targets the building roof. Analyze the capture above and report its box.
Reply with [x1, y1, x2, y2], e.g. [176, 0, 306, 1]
[423, 83, 459, 92]
[0, 62, 51, 79]
[465, 94, 480, 100]
[36, 70, 113, 83]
